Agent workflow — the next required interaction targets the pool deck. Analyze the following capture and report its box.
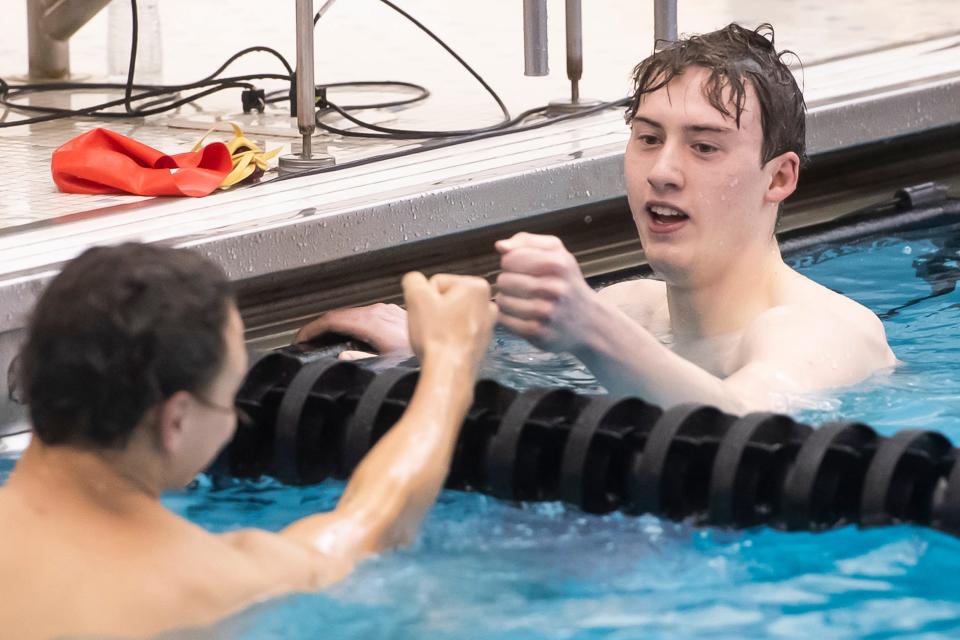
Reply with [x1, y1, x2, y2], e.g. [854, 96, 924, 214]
[2, 1, 960, 435]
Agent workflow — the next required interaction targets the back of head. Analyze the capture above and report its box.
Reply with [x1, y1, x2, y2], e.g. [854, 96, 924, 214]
[21, 243, 234, 449]
[626, 23, 807, 166]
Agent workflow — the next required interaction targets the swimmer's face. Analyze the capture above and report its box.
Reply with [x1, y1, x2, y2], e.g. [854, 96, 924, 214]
[624, 66, 798, 284]
[170, 304, 249, 486]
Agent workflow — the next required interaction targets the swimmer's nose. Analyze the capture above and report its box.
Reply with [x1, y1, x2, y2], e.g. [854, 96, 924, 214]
[646, 142, 684, 192]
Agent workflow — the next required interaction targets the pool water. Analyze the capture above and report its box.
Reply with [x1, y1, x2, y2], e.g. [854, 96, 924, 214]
[7, 224, 960, 639]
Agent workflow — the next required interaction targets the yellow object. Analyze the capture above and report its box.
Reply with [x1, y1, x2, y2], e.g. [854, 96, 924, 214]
[191, 123, 282, 189]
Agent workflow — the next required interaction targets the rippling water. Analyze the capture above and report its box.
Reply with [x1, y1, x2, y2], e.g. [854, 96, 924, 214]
[5, 223, 960, 638]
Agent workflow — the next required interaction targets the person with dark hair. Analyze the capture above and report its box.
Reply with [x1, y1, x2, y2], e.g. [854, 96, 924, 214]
[298, 23, 895, 413]
[0, 243, 496, 638]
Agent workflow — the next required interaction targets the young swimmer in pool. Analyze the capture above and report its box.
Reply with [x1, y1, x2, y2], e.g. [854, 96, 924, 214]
[0, 244, 495, 638]
[297, 23, 896, 414]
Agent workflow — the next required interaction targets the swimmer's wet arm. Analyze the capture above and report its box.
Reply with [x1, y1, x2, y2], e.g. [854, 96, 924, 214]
[573, 302, 835, 414]
[575, 314, 753, 414]
[279, 353, 476, 558]
[219, 344, 480, 595]
[278, 273, 495, 585]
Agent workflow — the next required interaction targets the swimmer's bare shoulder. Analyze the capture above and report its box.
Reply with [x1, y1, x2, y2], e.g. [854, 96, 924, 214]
[793, 271, 894, 364]
[734, 275, 896, 390]
[598, 278, 666, 328]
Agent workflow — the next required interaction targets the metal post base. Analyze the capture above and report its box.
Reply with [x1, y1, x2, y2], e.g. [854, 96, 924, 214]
[545, 98, 604, 117]
[278, 153, 337, 176]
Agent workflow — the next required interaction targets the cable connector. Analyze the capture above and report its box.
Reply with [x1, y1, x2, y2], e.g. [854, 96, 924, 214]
[287, 74, 327, 117]
[314, 86, 329, 110]
[242, 88, 267, 114]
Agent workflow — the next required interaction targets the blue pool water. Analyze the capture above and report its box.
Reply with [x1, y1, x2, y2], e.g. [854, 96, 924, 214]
[6, 224, 960, 638]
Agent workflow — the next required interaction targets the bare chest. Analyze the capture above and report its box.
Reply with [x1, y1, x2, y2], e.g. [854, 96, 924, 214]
[604, 280, 747, 378]
[660, 330, 745, 378]
[616, 294, 745, 378]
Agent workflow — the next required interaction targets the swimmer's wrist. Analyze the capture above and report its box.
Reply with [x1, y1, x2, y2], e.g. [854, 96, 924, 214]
[418, 340, 483, 372]
[570, 295, 619, 360]
[417, 353, 477, 418]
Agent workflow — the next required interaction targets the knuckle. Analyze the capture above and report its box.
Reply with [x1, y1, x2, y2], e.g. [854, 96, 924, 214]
[543, 259, 566, 277]
[535, 300, 555, 319]
[529, 323, 548, 341]
[538, 280, 563, 300]
[554, 280, 572, 298]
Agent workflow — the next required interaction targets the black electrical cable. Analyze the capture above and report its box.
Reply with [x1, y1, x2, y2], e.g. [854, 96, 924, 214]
[124, 0, 139, 113]
[0, 72, 289, 127]
[202, 46, 295, 84]
[311, 0, 513, 139]
[0, 0, 296, 130]
[7, 71, 288, 108]
[265, 96, 629, 184]
[314, 96, 566, 140]
[3, 0, 553, 144]
[372, 0, 509, 121]
[265, 81, 430, 111]
[0, 73, 290, 126]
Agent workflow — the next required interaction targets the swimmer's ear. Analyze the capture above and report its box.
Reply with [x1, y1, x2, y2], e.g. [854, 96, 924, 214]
[763, 150, 800, 205]
[156, 391, 191, 454]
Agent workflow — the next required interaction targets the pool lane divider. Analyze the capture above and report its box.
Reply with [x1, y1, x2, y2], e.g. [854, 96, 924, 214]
[209, 349, 960, 539]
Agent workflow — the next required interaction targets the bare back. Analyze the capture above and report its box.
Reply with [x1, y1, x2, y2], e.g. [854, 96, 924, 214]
[0, 467, 351, 639]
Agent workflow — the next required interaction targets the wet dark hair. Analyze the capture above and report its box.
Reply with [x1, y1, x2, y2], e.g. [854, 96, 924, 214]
[626, 23, 807, 166]
[20, 243, 235, 449]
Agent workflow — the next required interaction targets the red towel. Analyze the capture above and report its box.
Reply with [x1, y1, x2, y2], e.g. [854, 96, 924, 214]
[51, 128, 233, 197]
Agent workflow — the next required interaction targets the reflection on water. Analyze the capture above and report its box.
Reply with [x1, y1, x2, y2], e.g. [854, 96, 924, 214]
[482, 331, 603, 395]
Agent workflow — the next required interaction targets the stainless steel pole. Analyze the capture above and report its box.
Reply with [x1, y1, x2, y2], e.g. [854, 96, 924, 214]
[295, 0, 317, 158]
[522, 0, 548, 77]
[28, 0, 114, 79]
[279, 0, 335, 174]
[545, 0, 599, 115]
[654, 0, 678, 47]
[28, 0, 69, 79]
[39, 0, 112, 41]
[565, 0, 582, 103]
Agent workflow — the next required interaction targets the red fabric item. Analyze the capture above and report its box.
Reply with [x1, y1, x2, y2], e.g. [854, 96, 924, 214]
[51, 128, 233, 197]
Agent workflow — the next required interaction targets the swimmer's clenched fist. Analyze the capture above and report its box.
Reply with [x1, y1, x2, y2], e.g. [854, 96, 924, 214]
[403, 272, 497, 370]
[494, 232, 599, 353]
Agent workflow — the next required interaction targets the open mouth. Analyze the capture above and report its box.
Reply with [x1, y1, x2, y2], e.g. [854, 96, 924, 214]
[646, 204, 690, 228]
